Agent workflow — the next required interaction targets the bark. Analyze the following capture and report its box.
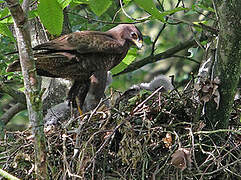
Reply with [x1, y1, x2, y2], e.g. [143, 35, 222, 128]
[6, 0, 49, 179]
[205, 1, 241, 130]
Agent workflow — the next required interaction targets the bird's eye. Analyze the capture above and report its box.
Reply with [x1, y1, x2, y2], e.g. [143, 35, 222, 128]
[131, 32, 138, 39]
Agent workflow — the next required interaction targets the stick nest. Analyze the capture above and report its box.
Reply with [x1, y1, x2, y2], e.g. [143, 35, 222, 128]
[1, 84, 240, 179]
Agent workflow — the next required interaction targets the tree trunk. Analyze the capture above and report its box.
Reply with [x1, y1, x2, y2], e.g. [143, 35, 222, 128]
[6, 0, 49, 179]
[206, 1, 241, 130]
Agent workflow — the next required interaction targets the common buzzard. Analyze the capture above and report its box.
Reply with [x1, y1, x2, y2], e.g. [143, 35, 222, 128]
[7, 24, 143, 110]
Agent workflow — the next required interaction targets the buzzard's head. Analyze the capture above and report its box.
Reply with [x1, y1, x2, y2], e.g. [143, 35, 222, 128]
[123, 24, 143, 49]
[108, 24, 143, 49]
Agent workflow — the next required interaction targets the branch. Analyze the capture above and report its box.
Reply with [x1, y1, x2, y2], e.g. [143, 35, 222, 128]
[151, 24, 166, 55]
[115, 37, 206, 76]
[0, 168, 20, 180]
[166, 15, 219, 35]
[119, 0, 150, 21]
[171, 55, 200, 64]
[0, 82, 27, 105]
[67, 11, 144, 25]
[0, 103, 26, 125]
[151, 0, 182, 55]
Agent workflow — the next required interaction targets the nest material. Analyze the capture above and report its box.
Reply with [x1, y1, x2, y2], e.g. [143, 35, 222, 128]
[0, 83, 240, 179]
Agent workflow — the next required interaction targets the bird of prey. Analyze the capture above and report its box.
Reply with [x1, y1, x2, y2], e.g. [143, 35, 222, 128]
[7, 24, 143, 110]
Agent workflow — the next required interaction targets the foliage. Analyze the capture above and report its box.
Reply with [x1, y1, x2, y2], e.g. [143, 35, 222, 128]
[38, 0, 63, 35]
[111, 48, 137, 75]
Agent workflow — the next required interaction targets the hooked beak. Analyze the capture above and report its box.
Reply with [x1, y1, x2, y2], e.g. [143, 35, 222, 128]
[132, 39, 143, 49]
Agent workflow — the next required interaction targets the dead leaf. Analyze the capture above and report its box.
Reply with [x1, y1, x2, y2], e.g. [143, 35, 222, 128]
[162, 133, 172, 148]
[214, 90, 220, 109]
[171, 148, 192, 171]
[214, 77, 220, 84]
[194, 83, 201, 91]
[202, 85, 210, 93]
[201, 94, 211, 102]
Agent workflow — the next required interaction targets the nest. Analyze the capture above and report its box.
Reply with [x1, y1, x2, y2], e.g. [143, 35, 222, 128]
[0, 84, 240, 179]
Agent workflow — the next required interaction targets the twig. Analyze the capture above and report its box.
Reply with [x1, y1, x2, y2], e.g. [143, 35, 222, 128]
[196, 158, 241, 176]
[133, 86, 164, 113]
[0, 168, 20, 180]
[114, 37, 208, 76]
[194, 129, 241, 135]
[151, 24, 166, 55]
[187, 127, 200, 172]
[67, 11, 143, 25]
[151, 0, 182, 55]
[0, 103, 26, 125]
[0, 15, 11, 21]
[119, 0, 150, 21]
[87, 97, 109, 122]
[189, 25, 205, 51]
[171, 55, 200, 64]
[85, 121, 125, 171]
[166, 15, 218, 35]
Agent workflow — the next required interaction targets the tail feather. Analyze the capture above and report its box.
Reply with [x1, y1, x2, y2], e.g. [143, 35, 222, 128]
[67, 79, 90, 108]
[6, 60, 21, 72]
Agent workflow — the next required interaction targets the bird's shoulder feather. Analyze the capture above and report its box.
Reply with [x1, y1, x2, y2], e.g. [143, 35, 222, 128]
[33, 31, 125, 54]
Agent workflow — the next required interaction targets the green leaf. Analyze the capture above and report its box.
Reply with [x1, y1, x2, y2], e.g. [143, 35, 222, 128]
[89, 0, 112, 16]
[0, 8, 9, 19]
[69, 0, 89, 8]
[57, 0, 72, 9]
[134, 0, 165, 22]
[159, 7, 188, 17]
[0, 7, 13, 24]
[196, 4, 214, 13]
[134, 0, 188, 22]
[0, 17, 13, 24]
[72, 0, 89, 4]
[28, 9, 38, 19]
[111, 49, 137, 75]
[123, 0, 131, 5]
[18, 86, 25, 92]
[38, 0, 63, 35]
[143, 36, 152, 45]
[0, 23, 15, 40]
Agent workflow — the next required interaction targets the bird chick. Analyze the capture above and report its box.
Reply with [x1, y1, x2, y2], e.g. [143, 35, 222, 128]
[139, 75, 174, 92]
[115, 75, 173, 108]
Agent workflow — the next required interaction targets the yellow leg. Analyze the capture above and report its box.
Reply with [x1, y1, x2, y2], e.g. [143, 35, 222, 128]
[75, 97, 83, 115]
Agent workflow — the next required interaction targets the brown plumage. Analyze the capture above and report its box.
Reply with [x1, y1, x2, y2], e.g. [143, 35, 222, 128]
[7, 24, 143, 109]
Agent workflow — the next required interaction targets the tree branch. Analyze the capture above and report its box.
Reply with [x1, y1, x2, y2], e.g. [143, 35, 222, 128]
[0, 103, 26, 125]
[0, 82, 27, 105]
[115, 37, 206, 76]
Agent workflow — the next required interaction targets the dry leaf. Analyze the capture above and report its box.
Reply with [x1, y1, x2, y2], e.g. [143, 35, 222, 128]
[104, 131, 112, 139]
[162, 133, 172, 148]
[214, 77, 220, 84]
[214, 90, 220, 109]
[202, 85, 210, 93]
[201, 94, 211, 102]
[171, 148, 192, 171]
[194, 83, 201, 91]
[213, 84, 219, 93]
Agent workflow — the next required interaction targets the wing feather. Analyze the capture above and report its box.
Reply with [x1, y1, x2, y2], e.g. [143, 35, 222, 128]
[33, 31, 124, 54]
